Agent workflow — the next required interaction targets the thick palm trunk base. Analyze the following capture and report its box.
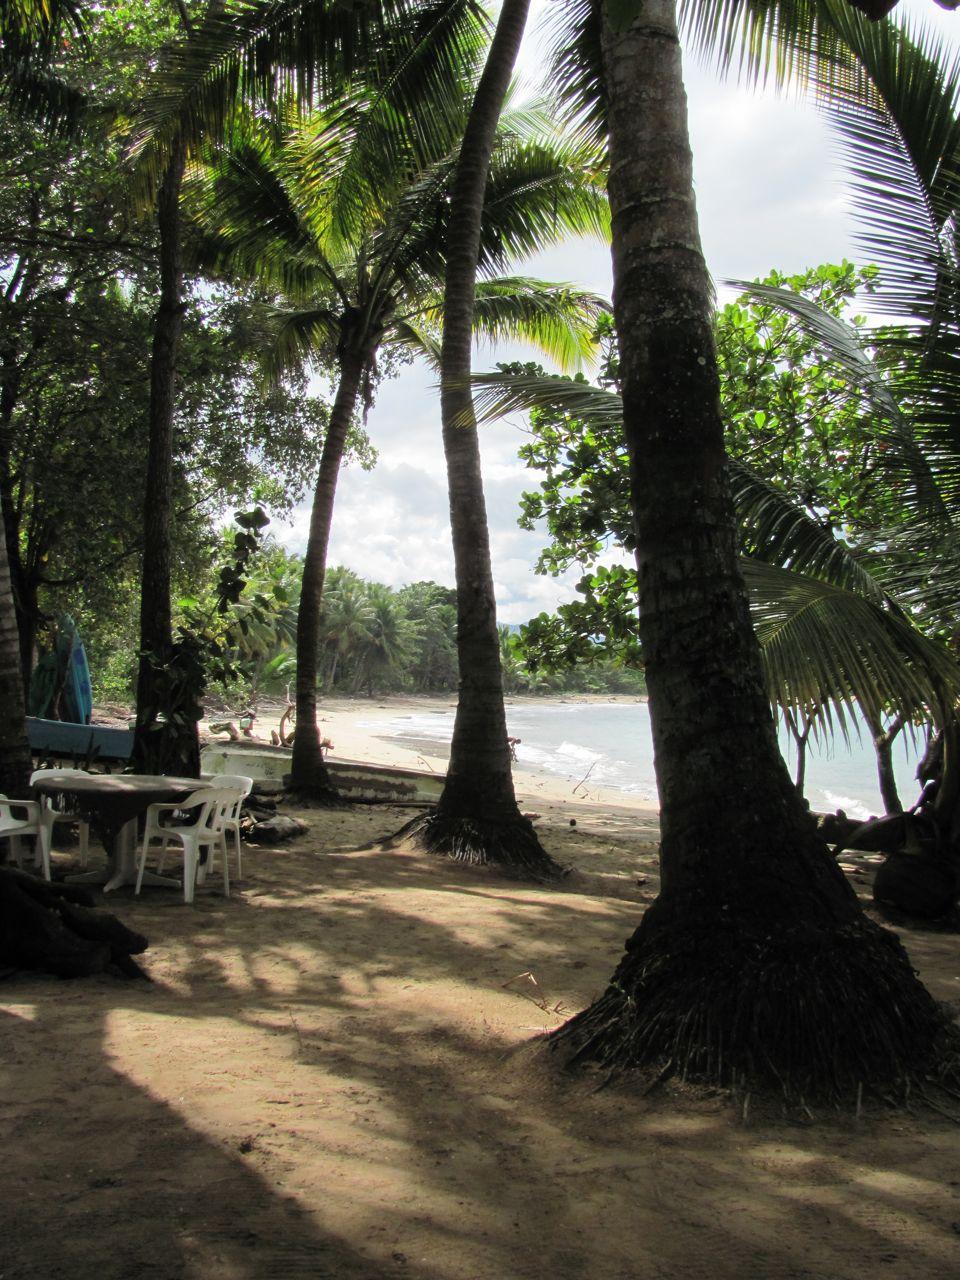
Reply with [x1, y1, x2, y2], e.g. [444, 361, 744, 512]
[551, 893, 959, 1105]
[393, 805, 564, 880]
[0, 866, 149, 978]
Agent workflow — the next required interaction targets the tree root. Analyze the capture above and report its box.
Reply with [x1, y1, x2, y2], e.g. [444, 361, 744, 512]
[0, 867, 149, 980]
[393, 808, 566, 881]
[550, 900, 960, 1105]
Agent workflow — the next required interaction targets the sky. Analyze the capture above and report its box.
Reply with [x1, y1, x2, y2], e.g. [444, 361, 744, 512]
[276, 0, 959, 625]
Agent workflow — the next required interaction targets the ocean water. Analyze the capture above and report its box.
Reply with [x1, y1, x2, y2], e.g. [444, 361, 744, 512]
[366, 700, 924, 819]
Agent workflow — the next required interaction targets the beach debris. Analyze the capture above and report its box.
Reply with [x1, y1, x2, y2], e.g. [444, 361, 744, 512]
[501, 970, 568, 1018]
[244, 814, 308, 844]
[873, 850, 958, 919]
[569, 818, 577, 827]
[572, 760, 598, 796]
[209, 720, 241, 740]
[209, 710, 258, 741]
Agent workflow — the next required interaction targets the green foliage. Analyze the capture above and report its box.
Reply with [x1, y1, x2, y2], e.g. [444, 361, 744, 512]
[135, 508, 276, 766]
[0, 5, 366, 696]
[506, 263, 960, 736]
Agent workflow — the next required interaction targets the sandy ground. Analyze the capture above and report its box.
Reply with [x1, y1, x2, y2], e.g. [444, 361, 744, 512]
[3, 698, 960, 1280]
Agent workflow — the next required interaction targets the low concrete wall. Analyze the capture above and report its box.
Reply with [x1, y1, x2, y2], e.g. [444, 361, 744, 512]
[200, 743, 444, 804]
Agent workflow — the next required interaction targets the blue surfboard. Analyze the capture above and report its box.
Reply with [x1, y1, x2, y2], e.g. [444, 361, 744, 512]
[58, 615, 92, 725]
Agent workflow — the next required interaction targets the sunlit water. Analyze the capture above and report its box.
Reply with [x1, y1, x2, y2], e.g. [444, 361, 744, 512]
[364, 700, 924, 819]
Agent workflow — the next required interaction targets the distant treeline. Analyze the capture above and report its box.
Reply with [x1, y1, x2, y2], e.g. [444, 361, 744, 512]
[85, 551, 645, 706]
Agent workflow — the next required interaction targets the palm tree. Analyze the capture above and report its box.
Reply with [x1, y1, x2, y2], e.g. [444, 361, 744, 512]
[0, 0, 85, 133]
[398, 0, 569, 878]
[350, 584, 417, 693]
[542, 0, 958, 1097]
[125, 0, 607, 859]
[187, 95, 606, 799]
[319, 569, 376, 690]
[127, 0, 488, 776]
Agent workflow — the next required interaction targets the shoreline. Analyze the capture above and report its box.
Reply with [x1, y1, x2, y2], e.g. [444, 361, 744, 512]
[198, 693, 661, 821]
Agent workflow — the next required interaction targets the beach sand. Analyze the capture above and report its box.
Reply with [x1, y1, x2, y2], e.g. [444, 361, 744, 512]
[209, 692, 660, 819]
[2, 695, 959, 1279]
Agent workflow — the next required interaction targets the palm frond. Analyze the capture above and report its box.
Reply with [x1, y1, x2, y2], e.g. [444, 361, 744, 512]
[745, 556, 960, 735]
[388, 317, 442, 366]
[729, 460, 885, 600]
[0, 0, 86, 133]
[0, 58, 85, 134]
[470, 367, 623, 429]
[680, 0, 848, 89]
[476, 137, 609, 270]
[544, 0, 605, 150]
[469, 278, 608, 371]
[807, 11, 960, 325]
[262, 305, 342, 377]
[127, 0, 486, 191]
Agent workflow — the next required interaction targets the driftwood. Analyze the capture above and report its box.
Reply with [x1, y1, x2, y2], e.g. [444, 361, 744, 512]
[0, 865, 149, 979]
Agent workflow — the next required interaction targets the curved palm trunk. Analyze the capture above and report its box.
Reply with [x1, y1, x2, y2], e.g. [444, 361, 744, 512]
[552, 0, 953, 1099]
[133, 134, 199, 777]
[288, 349, 366, 799]
[398, 0, 559, 878]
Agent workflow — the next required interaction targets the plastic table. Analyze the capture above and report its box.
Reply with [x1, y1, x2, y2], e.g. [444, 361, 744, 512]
[32, 773, 211, 893]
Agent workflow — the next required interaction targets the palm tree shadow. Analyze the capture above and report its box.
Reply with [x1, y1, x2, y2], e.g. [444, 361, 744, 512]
[0, 997, 409, 1280]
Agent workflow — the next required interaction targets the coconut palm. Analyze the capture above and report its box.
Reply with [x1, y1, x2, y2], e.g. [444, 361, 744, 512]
[187, 92, 606, 799]
[349, 584, 418, 693]
[127, 0, 490, 775]
[0, 0, 85, 132]
[536, 0, 960, 1096]
[476, 6, 960, 821]
[125, 0, 608, 862]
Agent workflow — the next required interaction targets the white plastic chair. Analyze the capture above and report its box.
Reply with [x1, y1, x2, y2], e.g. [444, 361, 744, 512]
[30, 769, 91, 870]
[211, 775, 253, 880]
[0, 794, 47, 880]
[136, 788, 232, 904]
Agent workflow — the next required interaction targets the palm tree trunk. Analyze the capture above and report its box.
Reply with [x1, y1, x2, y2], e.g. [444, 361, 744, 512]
[399, 0, 560, 878]
[551, 0, 953, 1100]
[288, 349, 365, 799]
[0, 522, 31, 806]
[133, 134, 198, 776]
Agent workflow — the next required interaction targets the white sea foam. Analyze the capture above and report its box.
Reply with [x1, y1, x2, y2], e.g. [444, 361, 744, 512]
[819, 791, 872, 822]
[366, 701, 918, 815]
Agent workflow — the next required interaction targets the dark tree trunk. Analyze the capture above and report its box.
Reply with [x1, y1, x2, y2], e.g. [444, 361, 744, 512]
[288, 343, 367, 801]
[551, 0, 955, 1101]
[784, 709, 813, 795]
[864, 709, 905, 816]
[398, 0, 561, 879]
[133, 135, 198, 777]
[0, 521, 31, 806]
[0, 336, 34, 689]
